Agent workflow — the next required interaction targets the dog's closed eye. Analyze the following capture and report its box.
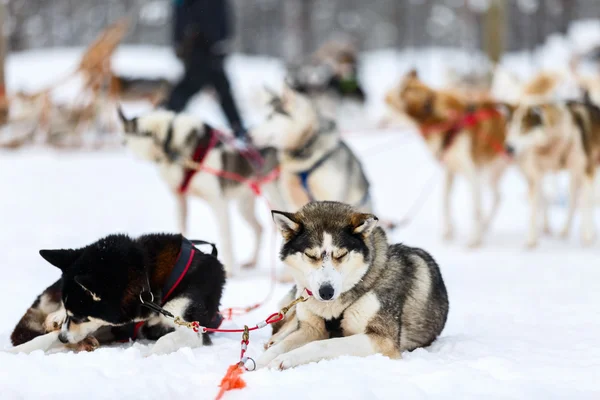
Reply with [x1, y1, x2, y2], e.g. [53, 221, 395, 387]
[303, 252, 318, 261]
[333, 251, 348, 261]
[70, 315, 90, 324]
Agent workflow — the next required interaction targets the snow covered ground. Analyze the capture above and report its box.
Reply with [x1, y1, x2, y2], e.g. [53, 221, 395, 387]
[2, 35, 600, 398]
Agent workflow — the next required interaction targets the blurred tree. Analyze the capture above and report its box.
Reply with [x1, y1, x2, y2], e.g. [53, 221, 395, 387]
[484, 0, 505, 65]
[0, 1, 7, 124]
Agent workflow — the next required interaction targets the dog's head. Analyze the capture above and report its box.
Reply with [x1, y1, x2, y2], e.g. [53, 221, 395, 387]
[248, 85, 318, 150]
[385, 69, 438, 121]
[272, 201, 379, 302]
[505, 104, 562, 156]
[118, 108, 203, 162]
[39, 234, 147, 344]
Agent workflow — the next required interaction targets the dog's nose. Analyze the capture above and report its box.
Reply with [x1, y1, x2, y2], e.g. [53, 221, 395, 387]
[318, 284, 335, 301]
[58, 333, 69, 344]
[505, 144, 515, 156]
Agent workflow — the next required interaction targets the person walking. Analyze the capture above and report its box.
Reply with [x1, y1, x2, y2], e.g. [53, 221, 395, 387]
[167, 0, 245, 137]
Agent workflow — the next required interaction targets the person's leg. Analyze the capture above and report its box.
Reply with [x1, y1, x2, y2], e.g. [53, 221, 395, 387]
[165, 57, 209, 112]
[208, 55, 244, 133]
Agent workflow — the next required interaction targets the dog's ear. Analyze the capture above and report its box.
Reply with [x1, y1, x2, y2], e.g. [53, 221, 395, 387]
[117, 106, 137, 133]
[407, 68, 418, 79]
[272, 210, 301, 240]
[39, 249, 82, 272]
[350, 213, 379, 237]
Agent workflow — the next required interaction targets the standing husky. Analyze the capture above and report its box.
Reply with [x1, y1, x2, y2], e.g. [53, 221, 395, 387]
[257, 201, 449, 370]
[249, 86, 372, 213]
[119, 109, 284, 275]
[386, 70, 510, 247]
[11, 233, 225, 353]
[505, 100, 600, 247]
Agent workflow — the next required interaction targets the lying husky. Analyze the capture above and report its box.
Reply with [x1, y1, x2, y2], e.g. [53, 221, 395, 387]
[119, 109, 284, 275]
[11, 233, 225, 352]
[505, 100, 600, 247]
[386, 70, 510, 247]
[249, 86, 372, 213]
[257, 201, 448, 369]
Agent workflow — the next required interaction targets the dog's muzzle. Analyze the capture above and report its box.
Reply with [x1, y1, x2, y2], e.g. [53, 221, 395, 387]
[318, 284, 335, 301]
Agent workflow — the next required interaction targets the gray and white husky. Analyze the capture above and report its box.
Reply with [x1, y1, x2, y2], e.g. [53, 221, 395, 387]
[249, 86, 373, 213]
[257, 201, 449, 370]
[119, 109, 284, 275]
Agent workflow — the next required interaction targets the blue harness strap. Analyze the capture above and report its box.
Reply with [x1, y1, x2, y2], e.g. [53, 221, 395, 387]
[297, 143, 342, 202]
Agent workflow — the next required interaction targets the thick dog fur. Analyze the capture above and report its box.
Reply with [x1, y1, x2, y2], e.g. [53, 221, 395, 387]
[257, 201, 449, 370]
[11, 233, 225, 353]
[120, 110, 285, 275]
[385, 70, 510, 247]
[505, 100, 600, 247]
[249, 86, 372, 213]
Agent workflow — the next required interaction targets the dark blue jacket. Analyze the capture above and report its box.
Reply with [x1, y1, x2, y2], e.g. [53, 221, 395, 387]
[173, 0, 232, 50]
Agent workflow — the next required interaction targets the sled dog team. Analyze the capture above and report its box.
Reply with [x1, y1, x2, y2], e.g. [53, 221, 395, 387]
[9, 64, 600, 366]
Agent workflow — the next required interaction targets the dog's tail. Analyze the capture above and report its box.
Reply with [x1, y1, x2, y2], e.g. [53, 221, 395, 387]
[10, 279, 62, 346]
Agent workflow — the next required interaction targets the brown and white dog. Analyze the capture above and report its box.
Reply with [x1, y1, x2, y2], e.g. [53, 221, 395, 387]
[385, 70, 510, 247]
[505, 100, 600, 247]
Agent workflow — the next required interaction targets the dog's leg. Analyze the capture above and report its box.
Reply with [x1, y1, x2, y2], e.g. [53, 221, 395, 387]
[237, 194, 262, 269]
[560, 174, 581, 238]
[442, 169, 455, 241]
[267, 333, 399, 370]
[265, 311, 298, 350]
[175, 193, 188, 235]
[466, 169, 483, 248]
[526, 177, 542, 248]
[581, 174, 597, 246]
[214, 200, 236, 276]
[148, 298, 205, 355]
[483, 162, 505, 233]
[256, 318, 327, 368]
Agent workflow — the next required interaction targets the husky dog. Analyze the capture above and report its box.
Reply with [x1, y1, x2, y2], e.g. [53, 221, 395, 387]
[11, 233, 225, 352]
[119, 109, 284, 275]
[256, 201, 448, 369]
[505, 100, 600, 247]
[386, 70, 510, 247]
[249, 85, 372, 213]
[286, 39, 366, 121]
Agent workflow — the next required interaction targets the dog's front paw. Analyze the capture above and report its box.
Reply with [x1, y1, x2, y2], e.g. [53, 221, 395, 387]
[581, 228, 596, 247]
[442, 226, 454, 242]
[44, 309, 66, 332]
[241, 259, 257, 269]
[67, 336, 99, 352]
[267, 353, 303, 370]
[525, 238, 538, 249]
[256, 347, 284, 369]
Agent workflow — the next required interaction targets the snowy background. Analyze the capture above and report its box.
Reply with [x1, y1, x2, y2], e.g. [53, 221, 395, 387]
[1, 13, 600, 400]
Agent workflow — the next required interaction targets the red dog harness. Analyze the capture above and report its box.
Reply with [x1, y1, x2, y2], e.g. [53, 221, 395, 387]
[420, 107, 505, 155]
[178, 128, 220, 194]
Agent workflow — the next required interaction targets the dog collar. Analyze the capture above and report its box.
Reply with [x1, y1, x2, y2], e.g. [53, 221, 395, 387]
[122, 238, 221, 341]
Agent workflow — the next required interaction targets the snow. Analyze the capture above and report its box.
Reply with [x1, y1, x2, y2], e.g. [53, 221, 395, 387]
[2, 32, 600, 399]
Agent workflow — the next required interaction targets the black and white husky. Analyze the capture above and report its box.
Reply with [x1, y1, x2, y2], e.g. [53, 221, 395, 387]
[11, 233, 225, 354]
[119, 109, 285, 275]
[249, 86, 373, 213]
[258, 201, 449, 369]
